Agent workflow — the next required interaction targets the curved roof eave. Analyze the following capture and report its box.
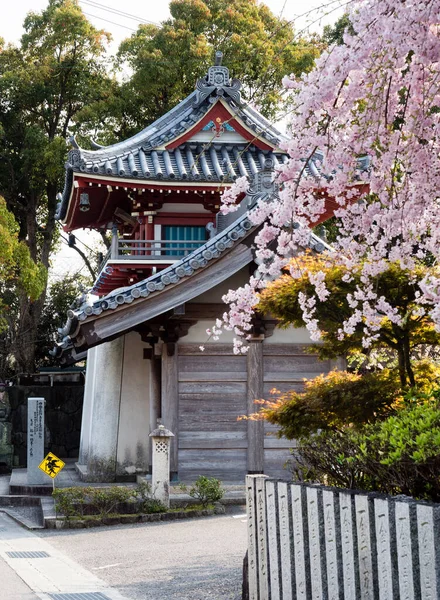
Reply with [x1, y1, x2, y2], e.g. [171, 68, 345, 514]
[77, 91, 200, 162]
[52, 187, 331, 363]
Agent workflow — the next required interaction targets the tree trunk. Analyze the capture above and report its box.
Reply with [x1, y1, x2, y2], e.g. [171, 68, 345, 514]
[403, 333, 415, 387]
[13, 184, 57, 374]
[14, 293, 46, 374]
[397, 345, 407, 388]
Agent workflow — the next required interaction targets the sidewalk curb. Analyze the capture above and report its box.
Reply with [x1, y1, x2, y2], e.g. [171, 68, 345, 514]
[45, 505, 228, 529]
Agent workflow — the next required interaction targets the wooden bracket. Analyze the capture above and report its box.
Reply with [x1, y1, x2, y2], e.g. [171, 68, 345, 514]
[143, 347, 153, 360]
[250, 317, 278, 339]
[160, 320, 192, 345]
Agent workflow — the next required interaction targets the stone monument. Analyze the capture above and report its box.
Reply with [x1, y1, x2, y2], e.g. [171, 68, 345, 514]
[27, 397, 46, 485]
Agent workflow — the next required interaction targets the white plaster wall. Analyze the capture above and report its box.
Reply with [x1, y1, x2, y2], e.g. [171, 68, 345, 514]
[87, 337, 124, 477]
[181, 320, 313, 344]
[264, 326, 313, 344]
[181, 319, 236, 343]
[116, 332, 151, 475]
[191, 267, 318, 347]
[78, 346, 97, 465]
[195, 267, 251, 304]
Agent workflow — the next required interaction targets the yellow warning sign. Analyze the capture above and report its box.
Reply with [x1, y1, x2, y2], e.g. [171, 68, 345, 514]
[38, 452, 65, 479]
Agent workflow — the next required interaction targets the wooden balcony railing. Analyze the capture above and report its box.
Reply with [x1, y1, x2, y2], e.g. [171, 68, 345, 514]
[96, 231, 207, 276]
[109, 238, 206, 261]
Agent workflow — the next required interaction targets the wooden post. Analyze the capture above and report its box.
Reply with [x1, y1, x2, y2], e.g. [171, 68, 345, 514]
[110, 225, 119, 259]
[145, 215, 154, 256]
[151, 352, 162, 422]
[149, 349, 162, 472]
[247, 337, 264, 473]
[161, 342, 179, 478]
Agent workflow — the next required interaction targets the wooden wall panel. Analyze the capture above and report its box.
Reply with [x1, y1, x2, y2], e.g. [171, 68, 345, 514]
[179, 381, 246, 395]
[179, 431, 247, 449]
[177, 343, 334, 483]
[263, 382, 305, 396]
[264, 420, 297, 480]
[262, 344, 314, 355]
[179, 344, 240, 356]
[178, 350, 247, 482]
[179, 355, 247, 374]
[264, 448, 295, 480]
[264, 355, 332, 374]
[262, 348, 331, 480]
[178, 444, 247, 481]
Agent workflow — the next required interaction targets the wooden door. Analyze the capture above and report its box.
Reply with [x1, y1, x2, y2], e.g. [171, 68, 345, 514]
[178, 345, 247, 483]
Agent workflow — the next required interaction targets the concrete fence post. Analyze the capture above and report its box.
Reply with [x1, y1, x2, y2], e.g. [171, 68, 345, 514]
[149, 422, 174, 508]
[245, 478, 440, 600]
[246, 474, 269, 600]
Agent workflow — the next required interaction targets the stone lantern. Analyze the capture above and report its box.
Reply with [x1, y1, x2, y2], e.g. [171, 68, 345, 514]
[149, 422, 174, 508]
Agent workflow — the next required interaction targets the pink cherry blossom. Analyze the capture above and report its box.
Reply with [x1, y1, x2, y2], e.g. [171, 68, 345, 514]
[216, 0, 440, 351]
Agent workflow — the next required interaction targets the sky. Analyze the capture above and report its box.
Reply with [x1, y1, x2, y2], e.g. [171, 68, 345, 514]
[2, 0, 344, 280]
[3, 0, 344, 48]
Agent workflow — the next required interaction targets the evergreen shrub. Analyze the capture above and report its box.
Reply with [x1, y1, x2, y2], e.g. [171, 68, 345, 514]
[53, 483, 166, 519]
[186, 476, 225, 507]
[292, 394, 440, 501]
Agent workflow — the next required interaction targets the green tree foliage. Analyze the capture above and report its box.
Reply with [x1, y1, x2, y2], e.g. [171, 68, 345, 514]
[259, 253, 440, 387]
[0, 197, 46, 378]
[0, 0, 111, 373]
[322, 14, 354, 46]
[257, 254, 440, 500]
[292, 394, 440, 501]
[260, 360, 440, 439]
[34, 273, 91, 370]
[0, 197, 46, 306]
[261, 370, 398, 439]
[83, 0, 321, 141]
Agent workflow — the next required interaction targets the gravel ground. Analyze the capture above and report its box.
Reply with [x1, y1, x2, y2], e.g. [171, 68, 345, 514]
[38, 506, 248, 600]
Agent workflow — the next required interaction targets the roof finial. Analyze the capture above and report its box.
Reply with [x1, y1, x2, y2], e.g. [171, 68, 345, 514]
[193, 52, 242, 107]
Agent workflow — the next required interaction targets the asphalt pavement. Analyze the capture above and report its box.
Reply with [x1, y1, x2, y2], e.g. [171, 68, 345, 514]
[37, 505, 248, 600]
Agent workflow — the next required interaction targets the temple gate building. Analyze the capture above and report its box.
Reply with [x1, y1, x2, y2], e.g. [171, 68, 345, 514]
[53, 53, 342, 483]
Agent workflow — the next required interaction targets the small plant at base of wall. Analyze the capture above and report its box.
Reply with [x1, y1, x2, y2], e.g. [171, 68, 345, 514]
[181, 476, 225, 508]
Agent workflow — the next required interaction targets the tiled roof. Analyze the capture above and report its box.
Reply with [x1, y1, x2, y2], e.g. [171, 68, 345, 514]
[52, 212, 329, 358]
[55, 55, 288, 222]
[51, 161, 333, 361]
[68, 144, 288, 183]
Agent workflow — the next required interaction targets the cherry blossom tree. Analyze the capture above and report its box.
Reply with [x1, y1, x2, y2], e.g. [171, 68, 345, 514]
[218, 0, 440, 355]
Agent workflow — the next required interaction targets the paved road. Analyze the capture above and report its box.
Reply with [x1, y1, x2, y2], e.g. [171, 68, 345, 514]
[0, 555, 40, 600]
[38, 506, 248, 600]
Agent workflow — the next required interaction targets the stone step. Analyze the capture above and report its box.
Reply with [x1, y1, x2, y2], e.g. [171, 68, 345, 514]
[9, 469, 54, 496]
[0, 474, 10, 495]
[0, 495, 44, 529]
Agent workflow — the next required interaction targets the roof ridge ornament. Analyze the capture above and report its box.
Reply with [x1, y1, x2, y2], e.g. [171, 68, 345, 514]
[247, 157, 279, 208]
[193, 51, 242, 107]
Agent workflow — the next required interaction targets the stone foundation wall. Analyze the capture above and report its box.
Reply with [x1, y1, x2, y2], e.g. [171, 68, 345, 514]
[7, 386, 84, 466]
